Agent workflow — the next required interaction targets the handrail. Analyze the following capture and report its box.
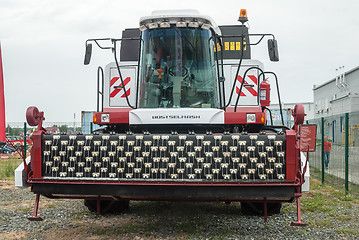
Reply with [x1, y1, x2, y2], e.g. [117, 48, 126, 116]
[97, 67, 104, 112]
[259, 71, 284, 126]
[234, 66, 265, 112]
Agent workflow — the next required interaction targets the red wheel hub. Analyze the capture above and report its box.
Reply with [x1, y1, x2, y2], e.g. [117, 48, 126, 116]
[292, 104, 305, 126]
[26, 106, 44, 127]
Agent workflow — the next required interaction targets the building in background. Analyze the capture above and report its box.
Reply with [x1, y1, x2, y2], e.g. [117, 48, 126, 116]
[269, 102, 314, 127]
[81, 111, 103, 134]
[313, 66, 359, 144]
[313, 66, 359, 118]
[46, 127, 60, 134]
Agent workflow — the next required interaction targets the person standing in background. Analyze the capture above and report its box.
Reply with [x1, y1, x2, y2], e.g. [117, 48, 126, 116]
[324, 136, 331, 169]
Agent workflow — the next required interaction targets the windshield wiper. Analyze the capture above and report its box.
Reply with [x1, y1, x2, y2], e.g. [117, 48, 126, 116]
[174, 28, 199, 66]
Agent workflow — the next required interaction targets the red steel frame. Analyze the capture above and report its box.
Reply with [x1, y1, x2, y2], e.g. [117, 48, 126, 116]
[31, 130, 43, 179]
[27, 128, 306, 225]
[26, 103, 308, 225]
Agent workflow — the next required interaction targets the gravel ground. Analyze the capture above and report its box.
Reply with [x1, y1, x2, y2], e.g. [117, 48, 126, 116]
[0, 178, 358, 240]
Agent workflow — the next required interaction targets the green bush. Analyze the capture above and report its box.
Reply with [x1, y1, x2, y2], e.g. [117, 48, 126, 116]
[0, 158, 22, 179]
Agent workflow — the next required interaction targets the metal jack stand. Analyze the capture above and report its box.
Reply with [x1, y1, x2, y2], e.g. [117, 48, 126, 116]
[28, 194, 43, 221]
[291, 197, 307, 226]
[264, 198, 268, 223]
[96, 195, 101, 215]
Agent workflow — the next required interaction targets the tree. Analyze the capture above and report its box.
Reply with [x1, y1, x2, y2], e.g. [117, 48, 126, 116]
[6, 124, 13, 135]
[59, 125, 68, 133]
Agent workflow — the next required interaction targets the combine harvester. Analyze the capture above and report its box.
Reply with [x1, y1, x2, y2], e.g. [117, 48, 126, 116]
[18, 9, 310, 225]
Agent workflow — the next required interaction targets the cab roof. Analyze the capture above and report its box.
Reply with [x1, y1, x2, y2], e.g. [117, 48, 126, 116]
[139, 9, 221, 35]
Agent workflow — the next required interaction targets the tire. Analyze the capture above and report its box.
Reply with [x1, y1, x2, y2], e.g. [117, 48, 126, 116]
[84, 199, 129, 214]
[241, 202, 282, 216]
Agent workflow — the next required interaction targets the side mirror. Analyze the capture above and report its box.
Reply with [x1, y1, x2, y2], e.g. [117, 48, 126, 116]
[84, 43, 92, 65]
[268, 39, 279, 62]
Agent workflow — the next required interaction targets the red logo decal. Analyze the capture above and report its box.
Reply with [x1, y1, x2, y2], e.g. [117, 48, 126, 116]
[110, 77, 131, 98]
[235, 75, 258, 97]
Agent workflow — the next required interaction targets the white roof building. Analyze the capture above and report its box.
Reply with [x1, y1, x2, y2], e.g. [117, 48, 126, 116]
[313, 66, 359, 118]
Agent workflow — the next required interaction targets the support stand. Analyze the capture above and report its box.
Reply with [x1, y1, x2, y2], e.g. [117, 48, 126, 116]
[264, 198, 268, 223]
[28, 194, 43, 221]
[291, 197, 307, 226]
[96, 195, 101, 215]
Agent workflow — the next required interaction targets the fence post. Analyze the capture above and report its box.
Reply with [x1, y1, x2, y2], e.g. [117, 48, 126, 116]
[90, 122, 93, 133]
[23, 122, 27, 158]
[345, 113, 349, 192]
[321, 117, 325, 183]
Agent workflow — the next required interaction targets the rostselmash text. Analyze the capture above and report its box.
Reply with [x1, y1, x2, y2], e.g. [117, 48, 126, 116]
[152, 115, 201, 120]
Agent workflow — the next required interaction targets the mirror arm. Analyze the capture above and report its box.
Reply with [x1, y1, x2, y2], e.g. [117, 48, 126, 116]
[112, 40, 136, 109]
[84, 37, 139, 109]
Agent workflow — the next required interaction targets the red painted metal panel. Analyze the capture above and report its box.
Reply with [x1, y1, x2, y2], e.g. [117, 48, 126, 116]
[31, 131, 43, 179]
[0, 43, 5, 142]
[224, 106, 264, 124]
[94, 108, 131, 124]
[29, 179, 301, 187]
[285, 130, 298, 182]
[102, 107, 132, 113]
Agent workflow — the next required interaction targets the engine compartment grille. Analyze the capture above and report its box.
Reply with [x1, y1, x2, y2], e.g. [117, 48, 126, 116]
[41, 133, 286, 182]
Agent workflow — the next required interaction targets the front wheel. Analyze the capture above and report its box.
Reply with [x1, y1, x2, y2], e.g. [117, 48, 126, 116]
[84, 199, 129, 214]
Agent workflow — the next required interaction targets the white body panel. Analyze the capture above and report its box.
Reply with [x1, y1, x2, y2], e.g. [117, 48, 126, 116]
[301, 152, 310, 192]
[15, 156, 30, 188]
[103, 62, 137, 108]
[129, 108, 224, 125]
[222, 59, 264, 106]
[103, 59, 264, 109]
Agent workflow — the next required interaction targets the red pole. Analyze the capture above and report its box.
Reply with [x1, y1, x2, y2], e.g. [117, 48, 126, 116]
[0, 42, 6, 142]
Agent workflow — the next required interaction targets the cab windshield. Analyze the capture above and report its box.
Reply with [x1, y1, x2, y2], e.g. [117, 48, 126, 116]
[139, 27, 219, 108]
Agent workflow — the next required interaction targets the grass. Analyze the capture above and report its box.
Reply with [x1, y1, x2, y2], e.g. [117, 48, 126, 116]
[301, 176, 359, 233]
[301, 178, 340, 212]
[315, 219, 334, 227]
[301, 193, 337, 212]
[335, 228, 359, 236]
[0, 158, 22, 180]
[90, 221, 158, 236]
[310, 166, 359, 198]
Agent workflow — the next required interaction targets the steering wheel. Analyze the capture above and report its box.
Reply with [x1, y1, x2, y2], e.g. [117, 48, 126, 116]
[168, 66, 189, 77]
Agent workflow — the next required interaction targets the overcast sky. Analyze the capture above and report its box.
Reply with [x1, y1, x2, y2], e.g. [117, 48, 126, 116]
[1, 0, 359, 123]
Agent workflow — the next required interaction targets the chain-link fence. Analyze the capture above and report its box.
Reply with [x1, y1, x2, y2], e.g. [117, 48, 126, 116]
[308, 112, 359, 193]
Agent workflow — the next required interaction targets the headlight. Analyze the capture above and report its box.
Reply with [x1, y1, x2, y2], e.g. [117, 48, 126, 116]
[139, 24, 147, 31]
[188, 21, 199, 28]
[148, 22, 158, 29]
[246, 113, 256, 123]
[101, 113, 110, 123]
[160, 21, 170, 28]
[201, 23, 211, 29]
[176, 20, 187, 28]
